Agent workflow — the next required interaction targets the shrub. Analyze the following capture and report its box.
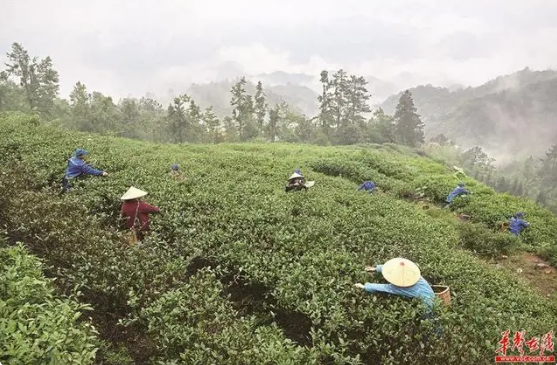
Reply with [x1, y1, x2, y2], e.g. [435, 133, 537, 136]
[0, 242, 98, 365]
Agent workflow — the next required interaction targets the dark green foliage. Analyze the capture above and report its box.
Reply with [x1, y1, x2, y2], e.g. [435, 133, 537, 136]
[0, 242, 98, 364]
[3, 113, 557, 364]
[393, 90, 424, 147]
[457, 222, 518, 257]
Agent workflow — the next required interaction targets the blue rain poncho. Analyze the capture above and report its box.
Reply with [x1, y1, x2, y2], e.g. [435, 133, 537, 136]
[363, 265, 435, 310]
[446, 183, 470, 203]
[509, 212, 530, 235]
[358, 181, 376, 192]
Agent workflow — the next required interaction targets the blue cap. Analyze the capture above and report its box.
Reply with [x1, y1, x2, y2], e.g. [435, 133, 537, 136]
[172, 163, 179, 171]
[516, 212, 525, 217]
[75, 148, 89, 157]
[295, 169, 302, 174]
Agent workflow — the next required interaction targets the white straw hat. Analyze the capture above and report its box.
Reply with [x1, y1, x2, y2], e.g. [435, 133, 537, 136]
[381, 258, 421, 287]
[288, 172, 303, 180]
[121, 186, 148, 201]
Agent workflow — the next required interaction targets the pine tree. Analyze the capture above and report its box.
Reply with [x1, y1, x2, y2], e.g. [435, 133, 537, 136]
[202, 106, 222, 143]
[393, 90, 424, 147]
[254, 81, 267, 134]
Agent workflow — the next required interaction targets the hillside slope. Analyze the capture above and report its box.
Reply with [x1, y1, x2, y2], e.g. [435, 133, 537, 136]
[1, 112, 557, 364]
[380, 68, 557, 157]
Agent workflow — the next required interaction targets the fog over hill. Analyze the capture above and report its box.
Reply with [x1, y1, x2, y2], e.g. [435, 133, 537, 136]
[380, 68, 557, 161]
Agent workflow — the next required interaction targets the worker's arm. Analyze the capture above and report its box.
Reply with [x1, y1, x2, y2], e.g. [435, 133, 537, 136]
[363, 282, 405, 296]
[80, 163, 104, 176]
[357, 184, 364, 191]
[139, 202, 161, 214]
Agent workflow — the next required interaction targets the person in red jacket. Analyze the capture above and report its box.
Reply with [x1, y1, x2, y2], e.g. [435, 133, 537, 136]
[120, 186, 160, 241]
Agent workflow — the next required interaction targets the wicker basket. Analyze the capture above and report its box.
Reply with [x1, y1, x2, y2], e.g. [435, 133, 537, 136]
[431, 285, 451, 306]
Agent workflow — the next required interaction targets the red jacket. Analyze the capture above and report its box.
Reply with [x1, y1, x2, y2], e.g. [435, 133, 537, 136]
[120, 200, 160, 231]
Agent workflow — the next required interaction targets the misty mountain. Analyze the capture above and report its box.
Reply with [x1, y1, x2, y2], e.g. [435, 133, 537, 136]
[252, 71, 315, 86]
[186, 79, 320, 118]
[380, 68, 557, 159]
[365, 76, 398, 101]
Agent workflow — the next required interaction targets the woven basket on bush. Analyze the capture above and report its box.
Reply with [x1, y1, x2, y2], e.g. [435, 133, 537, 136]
[431, 285, 451, 306]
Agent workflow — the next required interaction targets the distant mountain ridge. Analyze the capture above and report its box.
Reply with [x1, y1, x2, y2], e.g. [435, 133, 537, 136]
[380, 68, 557, 159]
[186, 79, 320, 118]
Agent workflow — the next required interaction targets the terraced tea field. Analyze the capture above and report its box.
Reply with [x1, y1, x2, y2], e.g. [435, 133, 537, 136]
[1, 112, 556, 364]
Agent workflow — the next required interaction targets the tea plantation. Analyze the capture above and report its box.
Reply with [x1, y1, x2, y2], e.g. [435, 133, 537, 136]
[1, 111, 556, 364]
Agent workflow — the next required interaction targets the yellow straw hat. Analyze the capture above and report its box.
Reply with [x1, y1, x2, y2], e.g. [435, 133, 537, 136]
[381, 258, 421, 287]
[121, 186, 148, 201]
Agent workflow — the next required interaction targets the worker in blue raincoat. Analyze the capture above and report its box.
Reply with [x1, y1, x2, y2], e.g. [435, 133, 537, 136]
[445, 182, 470, 206]
[509, 212, 530, 235]
[354, 258, 435, 310]
[62, 148, 108, 191]
[357, 181, 376, 193]
[354, 258, 442, 338]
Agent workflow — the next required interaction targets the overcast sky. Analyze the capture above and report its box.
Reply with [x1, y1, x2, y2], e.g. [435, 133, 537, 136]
[2, 0, 557, 99]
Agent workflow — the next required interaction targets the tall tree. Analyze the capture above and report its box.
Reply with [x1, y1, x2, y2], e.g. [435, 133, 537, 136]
[202, 106, 222, 143]
[69, 81, 90, 130]
[538, 144, 557, 186]
[460, 146, 494, 170]
[331, 69, 349, 131]
[317, 69, 371, 144]
[167, 94, 202, 143]
[230, 77, 256, 141]
[267, 104, 281, 142]
[393, 90, 424, 147]
[317, 70, 333, 138]
[368, 108, 396, 144]
[345, 75, 371, 126]
[138, 96, 165, 142]
[118, 98, 141, 138]
[295, 116, 317, 143]
[4, 43, 59, 116]
[254, 81, 267, 134]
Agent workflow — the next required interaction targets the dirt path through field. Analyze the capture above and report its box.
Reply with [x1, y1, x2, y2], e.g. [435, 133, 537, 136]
[496, 253, 557, 298]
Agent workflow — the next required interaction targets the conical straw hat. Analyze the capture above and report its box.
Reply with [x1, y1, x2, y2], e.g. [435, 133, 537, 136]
[121, 186, 148, 200]
[288, 172, 303, 180]
[381, 258, 421, 287]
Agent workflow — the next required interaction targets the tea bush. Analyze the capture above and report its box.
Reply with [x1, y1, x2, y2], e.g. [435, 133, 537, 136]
[0, 241, 98, 365]
[1, 112, 557, 364]
[457, 222, 519, 257]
